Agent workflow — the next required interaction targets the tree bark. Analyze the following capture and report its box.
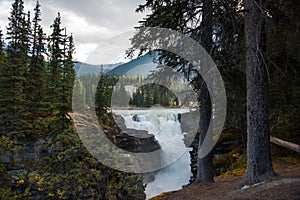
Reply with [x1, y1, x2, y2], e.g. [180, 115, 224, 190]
[241, 0, 276, 187]
[196, 0, 214, 183]
[196, 82, 214, 182]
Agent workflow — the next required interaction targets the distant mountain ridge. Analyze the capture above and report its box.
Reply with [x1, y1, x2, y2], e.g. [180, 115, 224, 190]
[74, 52, 158, 77]
[106, 52, 158, 76]
[74, 62, 122, 76]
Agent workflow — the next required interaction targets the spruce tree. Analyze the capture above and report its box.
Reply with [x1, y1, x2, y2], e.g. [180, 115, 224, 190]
[47, 13, 75, 115]
[0, 0, 30, 136]
[32, 1, 42, 58]
[72, 77, 86, 111]
[0, 29, 5, 69]
[47, 13, 64, 111]
[62, 34, 75, 113]
[29, 1, 47, 115]
[240, 0, 276, 186]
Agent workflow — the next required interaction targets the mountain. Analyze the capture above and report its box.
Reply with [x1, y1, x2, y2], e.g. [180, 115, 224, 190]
[74, 52, 159, 77]
[74, 62, 122, 76]
[105, 52, 158, 76]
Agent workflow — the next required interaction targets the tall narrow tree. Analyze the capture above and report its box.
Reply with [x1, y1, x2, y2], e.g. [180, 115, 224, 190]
[32, 1, 42, 58]
[241, 0, 276, 186]
[47, 13, 64, 111]
[29, 1, 47, 115]
[196, 0, 214, 183]
[0, 29, 5, 69]
[62, 34, 75, 113]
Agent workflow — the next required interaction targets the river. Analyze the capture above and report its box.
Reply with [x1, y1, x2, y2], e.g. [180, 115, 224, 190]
[113, 108, 192, 199]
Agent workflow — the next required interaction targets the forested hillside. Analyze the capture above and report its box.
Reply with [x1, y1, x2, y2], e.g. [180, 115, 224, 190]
[0, 1, 145, 199]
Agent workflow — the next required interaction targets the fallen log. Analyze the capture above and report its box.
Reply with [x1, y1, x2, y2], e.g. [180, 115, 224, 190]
[270, 136, 300, 153]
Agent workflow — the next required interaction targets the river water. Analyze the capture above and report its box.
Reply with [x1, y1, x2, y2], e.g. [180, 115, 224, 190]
[113, 108, 192, 199]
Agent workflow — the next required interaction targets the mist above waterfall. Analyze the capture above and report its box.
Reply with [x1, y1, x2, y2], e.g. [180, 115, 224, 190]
[114, 109, 192, 199]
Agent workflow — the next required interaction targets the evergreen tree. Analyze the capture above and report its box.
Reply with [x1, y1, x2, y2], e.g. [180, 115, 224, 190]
[95, 75, 118, 114]
[129, 83, 178, 107]
[0, 0, 30, 136]
[46, 12, 64, 111]
[28, 1, 47, 116]
[0, 29, 5, 70]
[23, 11, 31, 54]
[112, 80, 129, 107]
[32, 1, 42, 58]
[72, 77, 86, 111]
[62, 34, 75, 113]
[240, 0, 276, 186]
[79, 73, 99, 109]
[196, 0, 215, 183]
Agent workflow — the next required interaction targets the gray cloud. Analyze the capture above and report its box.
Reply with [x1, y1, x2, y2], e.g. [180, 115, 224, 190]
[0, 0, 148, 62]
[44, 0, 145, 29]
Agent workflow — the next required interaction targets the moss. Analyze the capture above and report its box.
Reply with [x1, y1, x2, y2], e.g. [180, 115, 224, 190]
[277, 156, 300, 164]
[149, 190, 178, 200]
[0, 188, 15, 199]
[214, 150, 247, 177]
[218, 167, 246, 178]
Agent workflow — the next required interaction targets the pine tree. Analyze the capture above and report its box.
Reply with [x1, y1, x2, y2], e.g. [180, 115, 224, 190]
[62, 34, 75, 113]
[30, 2, 46, 103]
[46, 12, 64, 111]
[28, 1, 47, 115]
[32, 1, 41, 58]
[73, 77, 86, 111]
[23, 11, 31, 54]
[44, 14, 77, 171]
[240, 0, 276, 187]
[0, 29, 5, 69]
[0, 0, 31, 136]
[95, 75, 118, 114]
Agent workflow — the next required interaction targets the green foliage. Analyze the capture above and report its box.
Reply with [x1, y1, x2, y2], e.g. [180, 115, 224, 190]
[216, 151, 247, 178]
[46, 12, 73, 113]
[78, 73, 99, 109]
[0, 29, 5, 66]
[130, 83, 178, 107]
[0, 188, 15, 199]
[113, 80, 130, 107]
[28, 1, 47, 115]
[0, 0, 31, 137]
[0, 1, 145, 199]
[72, 77, 86, 111]
[95, 74, 118, 113]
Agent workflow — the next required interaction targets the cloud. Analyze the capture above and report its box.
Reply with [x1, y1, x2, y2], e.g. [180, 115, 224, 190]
[0, 0, 149, 63]
[0, 1, 11, 29]
[42, 0, 146, 30]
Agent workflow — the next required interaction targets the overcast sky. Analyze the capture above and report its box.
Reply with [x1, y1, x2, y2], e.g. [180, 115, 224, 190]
[0, 0, 149, 63]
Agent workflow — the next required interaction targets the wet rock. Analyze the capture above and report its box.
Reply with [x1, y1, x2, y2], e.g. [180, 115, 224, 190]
[132, 114, 140, 122]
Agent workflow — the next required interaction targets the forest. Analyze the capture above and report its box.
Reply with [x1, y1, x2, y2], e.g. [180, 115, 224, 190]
[0, 0, 300, 199]
[0, 1, 145, 199]
[126, 0, 300, 185]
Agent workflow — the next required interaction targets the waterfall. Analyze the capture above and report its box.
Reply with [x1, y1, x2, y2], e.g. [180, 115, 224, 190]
[114, 109, 192, 199]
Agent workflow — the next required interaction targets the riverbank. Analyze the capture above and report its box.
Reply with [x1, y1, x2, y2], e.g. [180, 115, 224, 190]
[151, 158, 300, 200]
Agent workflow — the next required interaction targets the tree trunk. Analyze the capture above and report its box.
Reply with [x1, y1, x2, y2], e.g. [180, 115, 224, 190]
[241, 0, 276, 186]
[196, 0, 214, 183]
[196, 82, 214, 182]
